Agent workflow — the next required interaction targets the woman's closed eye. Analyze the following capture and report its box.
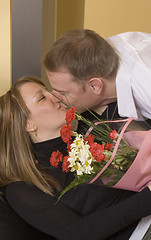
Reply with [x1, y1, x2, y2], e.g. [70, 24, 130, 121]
[38, 95, 46, 102]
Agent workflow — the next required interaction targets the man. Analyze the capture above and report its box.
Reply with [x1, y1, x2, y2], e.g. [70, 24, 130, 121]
[43, 29, 151, 239]
[44, 29, 151, 122]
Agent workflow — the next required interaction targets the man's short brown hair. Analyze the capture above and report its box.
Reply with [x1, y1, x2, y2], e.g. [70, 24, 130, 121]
[44, 29, 119, 82]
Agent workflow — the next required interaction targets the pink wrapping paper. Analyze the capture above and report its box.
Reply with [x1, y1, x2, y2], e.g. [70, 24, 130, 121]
[114, 129, 151, 192]
[87, 118, 151, 192]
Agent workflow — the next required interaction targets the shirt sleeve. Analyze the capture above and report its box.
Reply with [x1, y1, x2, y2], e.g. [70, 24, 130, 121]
[6, 182, 151, 240]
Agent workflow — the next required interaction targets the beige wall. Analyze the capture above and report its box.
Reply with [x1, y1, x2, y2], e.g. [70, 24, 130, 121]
[0, 0, 11, 95]
[56, 0, 85, 38]
[42, 0, 85, 83]
[84, 0, 151, 38]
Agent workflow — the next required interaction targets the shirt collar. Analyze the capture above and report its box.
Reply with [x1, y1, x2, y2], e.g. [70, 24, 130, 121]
[116, 62, 141, 119]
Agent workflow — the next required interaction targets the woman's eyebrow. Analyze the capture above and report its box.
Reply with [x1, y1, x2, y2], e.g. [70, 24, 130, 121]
[33, 90, 43, 98]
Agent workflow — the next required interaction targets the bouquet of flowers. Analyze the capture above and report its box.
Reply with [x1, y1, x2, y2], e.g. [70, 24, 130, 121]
[49, 107, 151, 199]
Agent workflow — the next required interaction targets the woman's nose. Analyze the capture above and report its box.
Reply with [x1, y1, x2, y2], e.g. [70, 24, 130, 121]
[51, 90, 62, 103]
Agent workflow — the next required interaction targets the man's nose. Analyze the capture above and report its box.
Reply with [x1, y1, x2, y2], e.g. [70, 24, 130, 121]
[51, 90, 62, 103]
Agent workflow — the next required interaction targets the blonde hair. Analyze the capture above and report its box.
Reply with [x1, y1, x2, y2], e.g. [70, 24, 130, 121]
[0, 76, 61, 196]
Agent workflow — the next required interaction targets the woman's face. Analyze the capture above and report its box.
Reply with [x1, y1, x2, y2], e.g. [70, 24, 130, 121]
[19, 82, 67, 141]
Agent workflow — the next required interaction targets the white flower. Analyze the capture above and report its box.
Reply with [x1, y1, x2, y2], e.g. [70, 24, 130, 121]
[82, 160, 94, 174]
[67, 134, 94, 176]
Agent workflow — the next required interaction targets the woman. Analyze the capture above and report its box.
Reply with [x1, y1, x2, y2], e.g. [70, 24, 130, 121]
[1, 76, 151, 240]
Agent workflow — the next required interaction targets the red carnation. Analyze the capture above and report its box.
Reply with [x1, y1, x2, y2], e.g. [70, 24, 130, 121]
[109, 130, 118, 140]
[89, 142, 106, 162]
[50, 150, 63, 168]
[84, 135, 94, 145]
[62, 156, 70, 173]
[67, 140, 73, 153]
[104, 143, 113, 151]
[65, 107, 77, 124]
[60, 124, 72, 143]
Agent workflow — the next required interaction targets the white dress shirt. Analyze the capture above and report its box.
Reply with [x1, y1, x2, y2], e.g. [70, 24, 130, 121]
[129, 215, 151, 240]
[107, 32, 151, 120]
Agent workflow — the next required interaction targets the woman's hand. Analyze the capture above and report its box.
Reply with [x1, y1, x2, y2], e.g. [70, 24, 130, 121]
[148, 184, 151, 191]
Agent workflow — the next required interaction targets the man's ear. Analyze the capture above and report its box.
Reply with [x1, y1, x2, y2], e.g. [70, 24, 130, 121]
[25, 119, 37, 133]
[89, 78, 103, 95]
